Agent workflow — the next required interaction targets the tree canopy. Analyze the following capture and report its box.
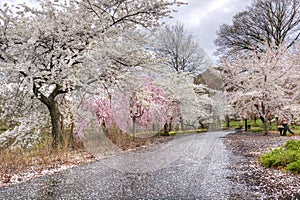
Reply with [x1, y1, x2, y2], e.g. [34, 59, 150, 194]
[155, 22, 211, 75]
[220, 45, 300, 133]
[0, 0, 184, 147]
[215, 0, 300, 55]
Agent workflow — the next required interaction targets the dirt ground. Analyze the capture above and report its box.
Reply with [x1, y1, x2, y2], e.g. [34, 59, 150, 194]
[225, 131, 300, 199]
[0, 134, 171, 188]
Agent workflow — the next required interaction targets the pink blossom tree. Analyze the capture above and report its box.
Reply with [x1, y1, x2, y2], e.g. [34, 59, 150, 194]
[91, 79, 181, 137]
[114, 80, 180, 137]
[94, 97, 114, 135]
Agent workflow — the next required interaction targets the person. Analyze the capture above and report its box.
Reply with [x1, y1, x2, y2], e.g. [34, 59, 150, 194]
[280, 116, 294, 136]
[277, 124, 284, 136]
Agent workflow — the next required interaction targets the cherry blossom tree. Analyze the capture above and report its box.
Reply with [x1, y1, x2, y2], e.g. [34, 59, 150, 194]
[151, 22, 213, 129]
[0, 0, 184, 148]
[84, 77, 180, 138]
[221, 44, 300, 134]
[109, 78, 180, 137]
[194, 67, 228, 129]
[85, 61, 213, 138]
[150, 65, 211, 130]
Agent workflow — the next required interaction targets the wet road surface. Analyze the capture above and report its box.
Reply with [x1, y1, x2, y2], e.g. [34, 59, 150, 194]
[0, 131, 233, 199]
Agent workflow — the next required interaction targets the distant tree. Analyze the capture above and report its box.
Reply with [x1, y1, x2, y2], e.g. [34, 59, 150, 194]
[151, 68, 211, 130]
[194, 68, 229, 129]
[215, 0, 300, 55]
[156, 22, 211, 75]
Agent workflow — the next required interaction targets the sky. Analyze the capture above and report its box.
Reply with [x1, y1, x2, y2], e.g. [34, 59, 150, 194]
[168, 0, 251, 62]
[0, 0, 251, 62]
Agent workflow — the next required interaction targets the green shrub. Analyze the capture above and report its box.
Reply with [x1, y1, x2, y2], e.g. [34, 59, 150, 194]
[286, 160, 300, 174]
[259, 140, 300, 173]
[259, 148, 288, 168]
[284, 140, 300, 151]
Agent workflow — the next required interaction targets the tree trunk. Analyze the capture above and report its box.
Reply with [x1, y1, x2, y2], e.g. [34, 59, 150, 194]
[225, 115, 230, 128]
[261, 102, 267, 135]
[33, 84, 65, 148]
[180, 116, 184, 131]
[163, 122, 169, 136]
[262, 121, 267, 135]
[48, 101, 64, 148]
[168, 117, 173, 132]
[68, 113, 75, 149]
[101, 122, 109, 137]
[198, 120, 205, 129]
[275, 116, 279, 127]
[244, 119, 248, 131]
[132, 116, 136, 137]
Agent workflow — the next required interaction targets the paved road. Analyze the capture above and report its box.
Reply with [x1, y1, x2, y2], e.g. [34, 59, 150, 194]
[0, 131, 233, 200]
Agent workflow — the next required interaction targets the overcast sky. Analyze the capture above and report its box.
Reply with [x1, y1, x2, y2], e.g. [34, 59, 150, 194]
[1, 0, 251, 62]
[169, 0, 251, 62]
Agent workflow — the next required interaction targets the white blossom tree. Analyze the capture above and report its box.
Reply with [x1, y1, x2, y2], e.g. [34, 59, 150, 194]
[0, 0, 184, 148]
[149, 22, 213, 130]
[194, 67, 228, 129]
[148, 64, 211, 130]
[155, 22, 211, 76]
[221, 44, 300, 134]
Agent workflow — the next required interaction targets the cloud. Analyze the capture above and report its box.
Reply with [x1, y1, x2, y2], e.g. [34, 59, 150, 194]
[169, 0, 251, 62]
[0, 0, 38, 10]
[0, 0, 34, 6]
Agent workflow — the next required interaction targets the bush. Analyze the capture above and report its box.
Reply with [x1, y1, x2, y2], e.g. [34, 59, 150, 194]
[259, 148, 294, 168]
[284, 140, 300, 151]
[259, 139, 300, 174]
[286, 160, 300, 174]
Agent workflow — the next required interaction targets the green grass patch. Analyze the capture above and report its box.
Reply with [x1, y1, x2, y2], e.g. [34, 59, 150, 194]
[225, 119, 300, 135]
[248, 127, 263, 132]
[259, 139, 300, 174]
[168, 129, 207, 136]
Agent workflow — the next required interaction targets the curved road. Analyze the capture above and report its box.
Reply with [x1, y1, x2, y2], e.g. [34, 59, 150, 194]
[0, 131, 233, 200]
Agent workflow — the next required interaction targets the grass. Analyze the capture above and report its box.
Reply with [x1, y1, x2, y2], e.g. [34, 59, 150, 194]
[225, 119, 300, 135]
[0, 128, 92, 186]
[168, 128, 207, 136]
[0, 140, 91, 185]
[133, 128, 208, 138]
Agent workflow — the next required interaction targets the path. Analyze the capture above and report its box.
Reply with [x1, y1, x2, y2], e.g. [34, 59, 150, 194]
[0, 131, 233, 199]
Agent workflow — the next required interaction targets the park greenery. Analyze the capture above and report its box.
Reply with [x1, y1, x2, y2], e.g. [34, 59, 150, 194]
[260, 140, 300, 174]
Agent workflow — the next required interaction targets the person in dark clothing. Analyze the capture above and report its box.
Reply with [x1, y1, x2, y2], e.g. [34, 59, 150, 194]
[281, 116, 294, 136]
[277, 125, 284, 136]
